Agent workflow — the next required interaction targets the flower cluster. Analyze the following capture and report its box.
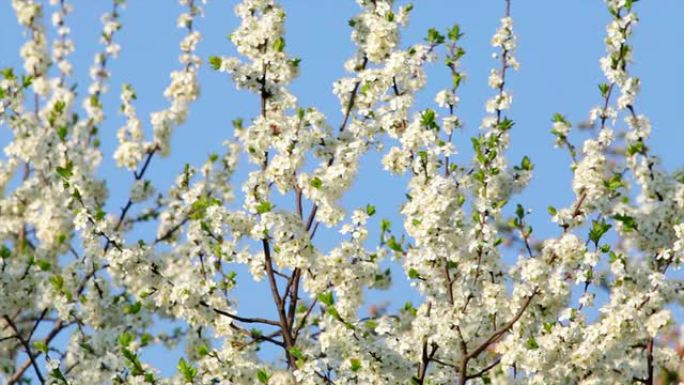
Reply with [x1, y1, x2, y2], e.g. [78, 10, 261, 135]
[0, 0, 683, 384]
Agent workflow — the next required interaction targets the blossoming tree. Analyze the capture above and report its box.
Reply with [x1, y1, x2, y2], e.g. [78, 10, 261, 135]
[1, 0, 683, 384]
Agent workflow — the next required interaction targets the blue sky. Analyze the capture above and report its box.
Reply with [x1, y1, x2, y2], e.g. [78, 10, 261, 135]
[1, 0, 684, 376]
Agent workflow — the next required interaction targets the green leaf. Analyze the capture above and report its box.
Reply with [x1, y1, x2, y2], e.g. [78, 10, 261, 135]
[309, 177, 323, 189]
[418, 150, 428, 164]
[381, 219, 391, 233]
[365, 204, 376, 216]
[543, 321, 556, 334]
[515, 203, 525, 220]
[613, 213, 638, 232]
[420, 109, 438, 130]
[56, 161, 74, 180]
[50, 367, 68, 384]
[232, 118, 243, 129]
[447, 24, 463, 41]
[140, 333, 152, 347]
[552, 113, 569, 124]
[288, 346, 303, 361]
[257, 369, 270, 384]
[124, 302, 142, 315]
[519, 156, 533, 171]
[350, 358, 362, 372]
[425, 28, 445, 45]
[273, 37, 286, 52]
[1, 68, 15, 80]
[608, 251, 622, 263]
[407, 268, 420, 279]
[497, 117, 515, 131]
[118, 331, 134, 348]
[177, 358, 197, 382]
[122, 348, 144, 376]
[32, 340, 48, 353]
[603, 173, 625, 192]
[387, 236, 403, 252]
[57, 126, 68, 142]
[457, 194, 466, 207]
[197, 345, 210, 357]
[49, 274, 64, 291]
[403, 302, 417, 316]
[21, 75, 33, 88]
[255, 201, 272, 214]
[589, 219, 612, 246]
[547, 206, 557, 216]
[208, 56, 222, 70]
[37, 259, 51, 271]
[626, 141, 645, 156]
[190, 196, 221, 220]
[526, 336, 539, 350]
[95, 208, 106, 221]
[0, 245, 11, 259]
[317, 291, 334, 307]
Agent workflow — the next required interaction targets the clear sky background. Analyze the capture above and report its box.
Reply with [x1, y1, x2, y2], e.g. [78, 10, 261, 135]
[1, 0, 684, 376]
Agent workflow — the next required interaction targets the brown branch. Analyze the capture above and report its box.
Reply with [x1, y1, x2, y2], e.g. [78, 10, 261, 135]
[466, 356, 502, 380]
[200, 301, 281, 327]
[3, 315, 45, 384]
[466, 290, 537, 360]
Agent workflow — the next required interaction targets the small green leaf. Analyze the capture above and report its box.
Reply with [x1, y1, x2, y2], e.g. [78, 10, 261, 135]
[255, 201, 273, 214]
[497, 117, 515, 131]
[447, 24, 463, 41]
[589, 219, 612, 246]
[0, 245, 11, 259]
[288, 346, 303, 361]
[420, 109, 438, 130]
[197, 345, 210, 357]
[365, 204, 376, 216]
[526, 336, 539, 350]
[403, 302, 417, 316]
[547, 206, 557, 216]
[22, 75, 33, 88]
[257, 369, 270, 384]
[37, 259, 51, 271]
[56, 161, 74, 180]
[613, 213, 638, 232]
[425, 28, 445, 45]
[32, 340, 48, 353]
[272, 37, 286, 52]
[124, 302, 142, 315]
[208, 56, 222, 70]
[387, 236, 403, 252]
[49, 274, 64, 291]
[519, 156, 533, 171]
[350, 358, 362, 372]
[317, 291, 334, 307]
[407, 268, 420, 279]
[118, 331, 135, 348]
[140, 333, 152, 347]
[626, 141, 645, 156]
[177, 358, 197, 382]
[232, 118, 243, 129]
[309, 177, 323, 189]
